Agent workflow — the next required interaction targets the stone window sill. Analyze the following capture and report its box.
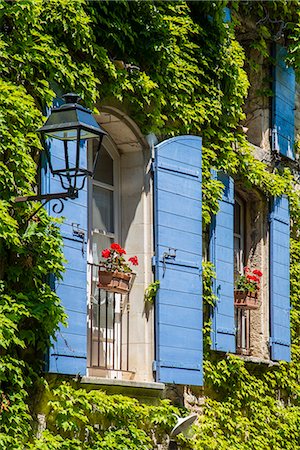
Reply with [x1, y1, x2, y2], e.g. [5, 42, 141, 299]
[80, 376, 165, 396]
[233, 354, 279, 366]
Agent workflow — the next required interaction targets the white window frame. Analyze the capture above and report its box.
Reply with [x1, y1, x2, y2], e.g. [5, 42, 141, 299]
[234, 195, 250, 355]
[234, 196, 245, 278]
[87, 136, 122, 372]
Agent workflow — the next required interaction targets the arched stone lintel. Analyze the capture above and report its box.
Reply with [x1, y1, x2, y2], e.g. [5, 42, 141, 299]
[94, 106, 149, 154]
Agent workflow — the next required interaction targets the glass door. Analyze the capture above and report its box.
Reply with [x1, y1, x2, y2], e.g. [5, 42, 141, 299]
[234, 196, 250, 354]
[88, 139, 126, 372]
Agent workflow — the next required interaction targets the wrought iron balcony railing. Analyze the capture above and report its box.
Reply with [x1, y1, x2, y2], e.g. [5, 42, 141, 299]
[88, 263, 130, 374]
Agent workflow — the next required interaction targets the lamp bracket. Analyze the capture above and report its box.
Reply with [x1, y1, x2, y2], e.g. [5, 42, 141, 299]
[14, 188, 78, 220]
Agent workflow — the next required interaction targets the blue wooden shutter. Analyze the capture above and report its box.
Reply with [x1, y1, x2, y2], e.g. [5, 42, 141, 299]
[269, 196, 291, 362]
[153, 136, 203, 386]
[224, 7, 231, 23]
[272, 44, 296, 159]
[210, 172, 235, 352]
[42, 98, 88, 375]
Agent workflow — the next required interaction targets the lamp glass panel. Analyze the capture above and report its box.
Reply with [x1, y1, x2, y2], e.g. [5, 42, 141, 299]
[45, 139, 66, 172]
[47, 139, 88, 177]
[45, 128, 78, 141]
[80, 129, 101, 140]
[45, 128, 100, 141]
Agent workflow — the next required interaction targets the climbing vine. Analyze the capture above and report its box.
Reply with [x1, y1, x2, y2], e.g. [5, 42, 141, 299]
[1, 0, 300, 448]
[144, 281, 160, 304]
[27, 382, 180, 450]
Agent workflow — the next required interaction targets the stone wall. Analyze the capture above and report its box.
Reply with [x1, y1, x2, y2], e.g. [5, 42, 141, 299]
[242, 48, 271, 151]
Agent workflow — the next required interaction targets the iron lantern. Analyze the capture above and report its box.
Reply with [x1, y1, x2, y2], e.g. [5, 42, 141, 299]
[14, 93, 107, 217]
[38, 93, 107, 195]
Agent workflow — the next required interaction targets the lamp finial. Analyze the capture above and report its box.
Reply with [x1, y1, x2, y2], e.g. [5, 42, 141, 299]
[62, 93, 81, 104]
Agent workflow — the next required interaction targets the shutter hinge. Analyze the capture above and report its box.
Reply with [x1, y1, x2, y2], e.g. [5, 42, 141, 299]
[271, 127, 279, 153]
[156, 161, 200, 178]
[151, 161, 156, 173]
[270, 337, 290, 347]
[158, 360, 202, 370]
[217, 327, 236, 336]
[152, 360, 157, 372]
[152, 256, 156, 268]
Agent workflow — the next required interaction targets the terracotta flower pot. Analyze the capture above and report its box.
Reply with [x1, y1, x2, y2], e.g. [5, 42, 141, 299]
[97, 269, 133, 294]
[234, 290, 259, 310]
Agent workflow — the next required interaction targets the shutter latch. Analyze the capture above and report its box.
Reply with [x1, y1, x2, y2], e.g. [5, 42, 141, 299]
[72, 223, 85, 255]
[162, 248, 177, 273]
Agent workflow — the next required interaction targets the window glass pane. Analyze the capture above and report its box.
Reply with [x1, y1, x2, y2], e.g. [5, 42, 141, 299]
[92, 186, 114, 233]
[92, 233, 113, 263]
[234, 201, 241, 234]
[93, 142, 113, 185]
[234, 236, 242, 277]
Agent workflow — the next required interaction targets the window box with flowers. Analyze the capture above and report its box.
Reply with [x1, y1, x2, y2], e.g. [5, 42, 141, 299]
[234, 267, 263, 310]
[98, 243, 138, 295]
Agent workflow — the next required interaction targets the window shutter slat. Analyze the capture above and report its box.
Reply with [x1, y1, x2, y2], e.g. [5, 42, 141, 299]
[42, 119, 88, 375]
[270, 196, 291, 362]
[154, 136, 203, 386]
[211, 172, 236, 353]
[272, 44, 295, 159]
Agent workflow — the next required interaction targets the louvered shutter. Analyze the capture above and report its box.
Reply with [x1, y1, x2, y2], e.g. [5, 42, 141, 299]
[224, 7, 231, 22]
[153, 136, 203, 386]
[269, 196, 291, 362]
[272, 44, 295, 159]
[42, 98, 88, 375]
[210, 172, 235, 352]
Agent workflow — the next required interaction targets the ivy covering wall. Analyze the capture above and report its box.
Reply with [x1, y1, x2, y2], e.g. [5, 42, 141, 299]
[1, 0, 300, 448]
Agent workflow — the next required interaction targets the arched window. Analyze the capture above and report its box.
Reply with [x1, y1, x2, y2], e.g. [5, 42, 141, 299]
[234, 195, 249, 354]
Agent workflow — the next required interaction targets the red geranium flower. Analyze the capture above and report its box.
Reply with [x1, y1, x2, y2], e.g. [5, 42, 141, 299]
[236, 266, 262, 294]
[111, 243, 126, 255]
[247, 275, 259, 282]
[253, 269, 263, 277]
[100, 244, 136, 273]
[129, 256, 138, 266]
[111, 243, 121, 251]
[102, 249, 111, 258]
